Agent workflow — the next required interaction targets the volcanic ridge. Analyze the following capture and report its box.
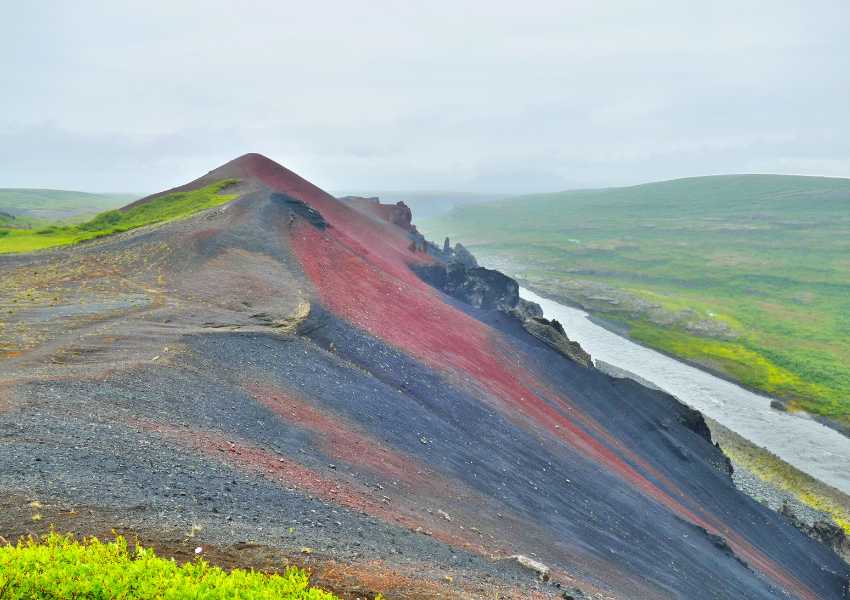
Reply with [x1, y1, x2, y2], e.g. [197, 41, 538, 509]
[0, 154, 847, 599]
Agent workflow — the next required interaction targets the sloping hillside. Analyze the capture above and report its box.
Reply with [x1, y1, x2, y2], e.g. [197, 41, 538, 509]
[421, 175, 850, 432]
[0, 159, 846, 599]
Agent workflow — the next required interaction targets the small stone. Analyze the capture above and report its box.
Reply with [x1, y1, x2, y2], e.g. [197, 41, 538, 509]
[508, 554, 550, 581]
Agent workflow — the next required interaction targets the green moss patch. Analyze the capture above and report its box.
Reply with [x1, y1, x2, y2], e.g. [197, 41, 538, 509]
[0, 532, 338, 599]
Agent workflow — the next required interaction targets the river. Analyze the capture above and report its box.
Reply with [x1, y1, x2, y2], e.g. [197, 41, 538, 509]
[520, 287, 850, 496]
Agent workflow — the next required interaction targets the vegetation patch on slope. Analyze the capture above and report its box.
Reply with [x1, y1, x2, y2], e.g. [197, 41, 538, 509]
[0, 180, 238, 254]
[0, 532, 339, 599]
[421, 175, 850, 427]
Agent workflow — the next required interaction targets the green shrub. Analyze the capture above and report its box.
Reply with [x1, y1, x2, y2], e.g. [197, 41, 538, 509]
[78, 210, 123, 231]
[0, 532, 339, 599]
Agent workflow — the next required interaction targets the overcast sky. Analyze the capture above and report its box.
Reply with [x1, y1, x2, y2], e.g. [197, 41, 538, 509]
[1, 1, 849, 193]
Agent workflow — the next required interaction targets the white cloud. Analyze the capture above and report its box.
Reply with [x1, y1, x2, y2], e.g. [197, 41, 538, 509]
[1, 0, 848, 191]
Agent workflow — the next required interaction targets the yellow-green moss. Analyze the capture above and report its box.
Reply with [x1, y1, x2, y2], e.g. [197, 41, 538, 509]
[0, 532, 338, 599]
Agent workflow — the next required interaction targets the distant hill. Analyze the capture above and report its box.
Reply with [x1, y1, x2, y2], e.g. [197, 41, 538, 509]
[0, 188, 136, 222]
[421, 174, 850, 431]
[426, 174, 850, 222]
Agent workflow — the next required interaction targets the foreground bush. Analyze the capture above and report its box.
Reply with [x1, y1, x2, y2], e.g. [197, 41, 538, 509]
[0, 532, 338, 599]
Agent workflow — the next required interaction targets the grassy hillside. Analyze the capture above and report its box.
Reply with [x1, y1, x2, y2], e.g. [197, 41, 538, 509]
[0, 188, 136, 222]
[0, 180, 238, 254]
[421, 175, 850, 428]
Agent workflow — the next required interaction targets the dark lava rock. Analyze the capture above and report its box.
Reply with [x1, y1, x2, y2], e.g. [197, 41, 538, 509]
[273, 193, 327, 230]
[416, 261, 530, 314]
[445, 263, 519, 311]
[770, 399, 788, 412]
[781, 502, 850, 562]
[414, 245, 595, 369]
[522, 317, 592, 367]
[713, 441, 735, 476]
[452, 242, 478, 268]
[678, 404, 714, 444]
[514, 297, 544, 320]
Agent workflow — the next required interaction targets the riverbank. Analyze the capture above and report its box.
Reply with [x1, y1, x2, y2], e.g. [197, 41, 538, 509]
[709, 419, 850, 541]
[594, 355, 850, 546]
[520, 286, 850, 500]
[523, 285, 850, 563]
[523, 281, 850, 440]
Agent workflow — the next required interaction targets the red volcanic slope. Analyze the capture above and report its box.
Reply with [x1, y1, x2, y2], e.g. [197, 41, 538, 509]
[211, 154, 432, 271]
[198, 153, 822, 600]
[290, 213, 818, 600]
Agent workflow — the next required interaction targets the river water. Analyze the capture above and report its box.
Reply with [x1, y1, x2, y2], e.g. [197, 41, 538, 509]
[520, 287, 850, 496]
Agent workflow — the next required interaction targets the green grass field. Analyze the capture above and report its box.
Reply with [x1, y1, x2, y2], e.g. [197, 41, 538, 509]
[0, 180, 238, 254]
[421, 175, 850, 428]
[0, 189, 136, 222]
[0, 532, 339, 599]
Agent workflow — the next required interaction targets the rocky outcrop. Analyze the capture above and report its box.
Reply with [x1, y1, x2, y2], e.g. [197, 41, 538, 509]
[274, 193, 327, 229]
[339, 195, 415, 232]
[780, 503, 850, 564]
[445, 263, 518, 312]
[427, 236, 478, 268]
[677, 404, 714, 444]
[383, 201, 414, 230]
[414, 249, 594, 367]
[522, 316, 592, 367]
[451, 242, 478, 268]
[416, 260, 542, 316]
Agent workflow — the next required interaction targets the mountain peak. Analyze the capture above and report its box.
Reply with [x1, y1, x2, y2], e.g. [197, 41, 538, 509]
[206, 152, 283, 176]
[124, 153, 329, 212]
